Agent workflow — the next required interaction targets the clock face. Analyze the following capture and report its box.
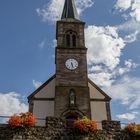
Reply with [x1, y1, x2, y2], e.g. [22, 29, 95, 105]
[65, 58, 78, 70]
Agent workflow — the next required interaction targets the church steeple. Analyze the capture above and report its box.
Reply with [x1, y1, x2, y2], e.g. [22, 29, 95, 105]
[61, 0, 79, 20]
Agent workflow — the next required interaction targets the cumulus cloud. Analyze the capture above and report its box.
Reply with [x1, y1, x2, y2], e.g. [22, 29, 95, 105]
[130, 0, 140, 22]
[116, 111, 139, 121]
[33, 80, 42, 89]
[85, 25, 125, 69]
[115, 0, 140, 43]
[36, 0, 94, 22]
[85, 24, 139, 87]
[104, 76, 140, 110]
[0, 92, 28, 123]
[85, 25, 137, 87]
[115, 0, 132, 11]
[115, 0, 140, 22]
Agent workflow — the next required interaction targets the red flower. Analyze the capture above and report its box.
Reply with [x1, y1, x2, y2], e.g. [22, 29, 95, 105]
[74, 116, 97, 133]
[8, 112, 37, 129]
[8, 115, 21, 129]
[124, 123, 140, 136]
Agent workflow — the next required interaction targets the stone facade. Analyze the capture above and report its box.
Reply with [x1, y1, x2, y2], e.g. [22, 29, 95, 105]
[56, 21, 85, 48]
[55, 48, 88, 87]
[55, 18, 90, 118]
[55, 86, 91, 118]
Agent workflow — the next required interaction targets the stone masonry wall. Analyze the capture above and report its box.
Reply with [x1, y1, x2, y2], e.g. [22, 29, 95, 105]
[0, 118, 137, 140]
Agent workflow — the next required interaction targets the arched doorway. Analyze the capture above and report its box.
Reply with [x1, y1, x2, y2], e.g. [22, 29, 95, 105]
[61, 110, 84, 128]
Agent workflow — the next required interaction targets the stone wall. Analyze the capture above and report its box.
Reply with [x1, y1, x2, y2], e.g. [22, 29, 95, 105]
[102, 120, 121, 131]
[0, 118, 137, 140]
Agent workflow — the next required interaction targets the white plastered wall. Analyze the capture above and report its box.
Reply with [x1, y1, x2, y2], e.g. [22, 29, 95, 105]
[90, 101, 107, 129]
[88, 82, 107, 129]
[33, 78, 55, 126]
[88, 82, 105, 99]
[33, 101, 54, 126]
[34, 78, 55, 98]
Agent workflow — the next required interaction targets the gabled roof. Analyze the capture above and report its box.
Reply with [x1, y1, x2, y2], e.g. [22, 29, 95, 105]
[28, 74, 111, 102]
[61, 0, 79, 20]
[88, 78, 111, 101]
[27, 75, 56, 101]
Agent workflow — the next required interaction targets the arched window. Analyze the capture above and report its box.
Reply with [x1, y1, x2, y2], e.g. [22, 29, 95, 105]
[65, 31, 77, 47]
[66, 34, 70, 47]
[69, 89, 76, 107]
[72, 35, 76, 47]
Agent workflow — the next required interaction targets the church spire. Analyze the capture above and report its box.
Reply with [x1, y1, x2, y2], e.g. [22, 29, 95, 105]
[61, 0, 79, 20]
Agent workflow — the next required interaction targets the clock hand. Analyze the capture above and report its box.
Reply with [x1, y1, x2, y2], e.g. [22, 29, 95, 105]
[71, 62, 73, 68]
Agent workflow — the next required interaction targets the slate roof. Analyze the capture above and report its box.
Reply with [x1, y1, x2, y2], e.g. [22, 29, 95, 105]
[61, 0, 79, 20]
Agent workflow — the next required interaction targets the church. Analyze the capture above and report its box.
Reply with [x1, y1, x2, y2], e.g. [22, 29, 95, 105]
[28, 0, 111, 129]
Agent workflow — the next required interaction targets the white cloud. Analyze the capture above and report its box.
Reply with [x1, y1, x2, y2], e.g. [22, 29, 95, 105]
[36, 0, 94, 22]
[85, 25, 125, 70]
[115, 0, 140, 22]
[33, 80, 42, 89]
[115, 0, 132, 11]
[85, 25, 139, 87]
[115, 0, 140, 43]
[124, 59, 137, 68]
[0, 92, 28, 117]
[89, 72, 114, 87]
[112, 60, 137, 77]
[104, 76, 140, 110]
[124, 31, 138, 43]
[36, 0, 64, 22]
[116, 111, 139, 121]
[117, 19, 140, 32]
[85, 25, 131, 87]
[130, 0, 140, 22]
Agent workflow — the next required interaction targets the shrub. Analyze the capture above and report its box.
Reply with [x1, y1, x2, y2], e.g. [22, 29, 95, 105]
[124, 123, 140, 136]
[8, 112, 36, 129]
[74, 116, 97, 134]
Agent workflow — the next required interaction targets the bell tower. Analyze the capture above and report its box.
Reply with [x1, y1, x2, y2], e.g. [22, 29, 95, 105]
[55, 0, 91, 118]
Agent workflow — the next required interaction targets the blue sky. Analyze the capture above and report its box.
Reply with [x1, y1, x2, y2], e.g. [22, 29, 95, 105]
[0, 0, 140, 124]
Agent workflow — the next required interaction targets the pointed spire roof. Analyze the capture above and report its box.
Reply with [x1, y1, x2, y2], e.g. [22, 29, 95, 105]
[61, 0, 79, 20]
